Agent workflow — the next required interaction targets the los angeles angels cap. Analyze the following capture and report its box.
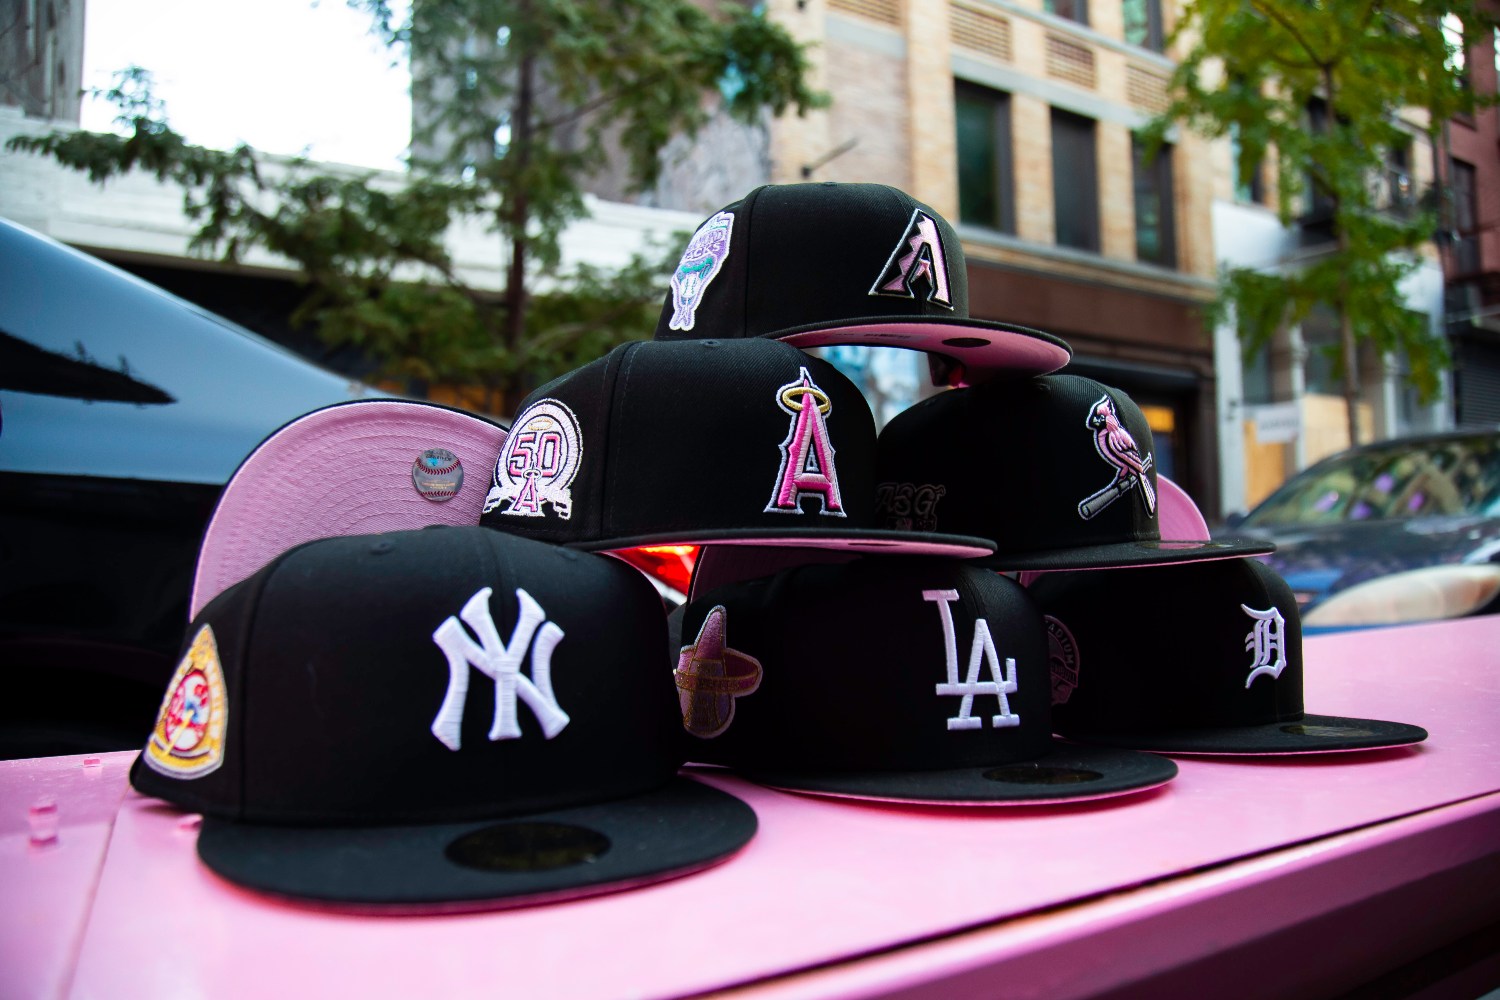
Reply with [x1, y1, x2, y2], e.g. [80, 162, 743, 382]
[1030, 558, 1428, 754]
[191, 399, 507, 618]
[132, 526, 757, 910]
[674, 557, 1178, 804]
[652, 182, 1072, 385]
[478, 337, 994, 558]
[875, 373, 1273, 570]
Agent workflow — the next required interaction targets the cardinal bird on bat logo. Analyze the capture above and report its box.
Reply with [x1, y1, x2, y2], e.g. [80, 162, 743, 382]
[1077, 395, 1157, 520]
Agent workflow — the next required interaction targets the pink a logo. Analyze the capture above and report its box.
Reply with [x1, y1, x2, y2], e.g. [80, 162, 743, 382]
[766, 367, 845, 517]
[870, 209, 954, 308]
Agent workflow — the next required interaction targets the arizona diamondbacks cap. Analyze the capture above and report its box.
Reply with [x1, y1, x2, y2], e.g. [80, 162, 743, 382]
[653, 182, 1072, 385]
[674, 557, 1178, 803]
[1030, 558, 1428, 754]
[875, 373, 1272, 570]
[191, 399, 507, 618]
[478, 337, 994, 558]
[132, 526, 756, 910]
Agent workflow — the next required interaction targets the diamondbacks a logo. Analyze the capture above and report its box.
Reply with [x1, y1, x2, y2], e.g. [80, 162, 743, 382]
[870, 209, 954, 308]
[430, 587, 570, 750]
[674, 606, 763, 738]
[143, 625, 228, 779]
[1242, 603, 1289, 688]
[876, 481, 946, 532]
[485, 399, 582, 520]
[926, 589, 1020, 731]
[667, 210, 734, 332]
[1044, 616, 1080, 706]
[1078, 394, 1158, 520]
[766, 367, 846, 517]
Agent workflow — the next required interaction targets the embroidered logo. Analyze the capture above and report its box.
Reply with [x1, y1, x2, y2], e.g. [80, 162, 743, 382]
[1078, 394, 1158, 520]
[1044, 615, 1080, 706]
[485, 399, 582, 520]
[1242, 603, 1289, 688]
[430, 587, 570, 750]
[870, 209, 954, 308]
[674, 606, 763, 738]
[766, 367, 846, 517]
[875, 481, 946, 532]
[143, 625, 229, 779]
[667, 210, 734, 332]
[926, 589, 1020, 731]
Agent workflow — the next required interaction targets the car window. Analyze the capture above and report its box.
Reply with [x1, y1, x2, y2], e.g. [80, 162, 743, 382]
[1244, 435, 1500, 527]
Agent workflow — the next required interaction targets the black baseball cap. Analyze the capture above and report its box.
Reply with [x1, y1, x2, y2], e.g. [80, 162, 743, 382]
[132, 526, 757, 910]
[1030, 558, 1429, 754]
[191, 399, 508, 618]
[675, 557, 1178, 804]
[875, 373, 1273, 570]
[478, 337, 994, 558]
[653, 182, 1072, 385]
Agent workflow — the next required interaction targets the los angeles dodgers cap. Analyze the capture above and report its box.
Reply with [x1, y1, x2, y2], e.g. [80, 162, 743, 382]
[132, 525, 757, 910]
[478, 337, 994, 558]
[191, 398, 507, 618]
[1030, 558, 1428, 754]
[876, 373, 1273, 570]
[674, 557, 1178, 804]
[653, 182, 1072, 385]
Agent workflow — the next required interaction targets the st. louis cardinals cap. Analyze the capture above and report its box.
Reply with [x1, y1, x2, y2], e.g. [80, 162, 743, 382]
[875, 373, 1272, 570]
[652, 182, 1072, 385]
[132, 525, 757, 910]
[1030, 558, 1428, 754]
[674, 557, 1178, 804]
[191, 398, 507, 618]
[478, 337, 994, 558]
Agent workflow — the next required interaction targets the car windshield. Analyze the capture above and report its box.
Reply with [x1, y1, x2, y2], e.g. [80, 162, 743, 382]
[1244, 434, 1500, 528]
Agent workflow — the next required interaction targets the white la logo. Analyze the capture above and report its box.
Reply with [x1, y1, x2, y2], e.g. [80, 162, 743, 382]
[926, 589, 1020, 731]
[1242, 603, 1289, 688]
[430, 587, 570, 750]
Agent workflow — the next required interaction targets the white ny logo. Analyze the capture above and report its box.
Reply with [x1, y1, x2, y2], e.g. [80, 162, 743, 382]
[926, 589, 1020, 731]
[1242, 604, 1289, 688]
[430, 587, 570, 751]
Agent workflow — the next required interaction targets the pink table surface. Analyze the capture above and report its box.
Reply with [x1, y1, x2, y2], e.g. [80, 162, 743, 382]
[4, 615, 1499, 1000]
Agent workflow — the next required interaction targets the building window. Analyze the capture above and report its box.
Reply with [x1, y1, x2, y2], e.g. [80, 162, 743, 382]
[1132, 134, 1176, 267]
[1051, 108, 1099, 252]
[1044, 0, 1087, 26]
[1451, 157, 1480, 274]
[1122, 0, 1163, 51]
[955, 81, 1015, 235]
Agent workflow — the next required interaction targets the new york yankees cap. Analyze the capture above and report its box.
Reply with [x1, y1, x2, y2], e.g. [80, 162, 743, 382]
[132, 525, 757, 910]
[191, 398, 507, 618]
[652, 182, 1072, 385]
[478, 337, 995, 558]
[1030, 558, 1428, 754]
[875, 373, 1273, 570]
[674, 557, 1178, 804]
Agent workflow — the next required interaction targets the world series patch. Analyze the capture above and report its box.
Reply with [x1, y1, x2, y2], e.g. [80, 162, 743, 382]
[143, 625, 228, 779]
[485, 399, 583, 520]
[667, 210, 734, 331]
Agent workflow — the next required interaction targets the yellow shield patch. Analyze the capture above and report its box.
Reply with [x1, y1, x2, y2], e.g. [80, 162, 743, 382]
[143, 625, 228, 778]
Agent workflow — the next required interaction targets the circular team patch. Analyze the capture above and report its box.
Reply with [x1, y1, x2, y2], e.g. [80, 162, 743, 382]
[144, 625, 229, 779]
[1044, 615, 1080, 706]
[484, 400, 584, 520]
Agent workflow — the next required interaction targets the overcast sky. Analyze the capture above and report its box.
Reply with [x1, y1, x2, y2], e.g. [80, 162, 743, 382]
[80, 0, 411, 171]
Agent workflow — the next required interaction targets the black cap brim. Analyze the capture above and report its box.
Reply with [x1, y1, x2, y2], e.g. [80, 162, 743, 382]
[985, 535, 1274, 572]
[773, 317, 1072, 381]
[196, 776, 756, 912]
[738, 740, 1178, 805]
[575, 527, 995, 559]
[1058, 713, 1429, 756]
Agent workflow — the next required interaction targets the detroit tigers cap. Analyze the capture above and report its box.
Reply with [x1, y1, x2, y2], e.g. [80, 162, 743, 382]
[191, 398, 507, 618]
[875, 373, 1273, 570]
[674, 557, 1178, 804]
[1030, 558, 1428, 754]
[478, 337, 994, 558]
[132, 525, 757, 910]
[652, 182, 1072, 385]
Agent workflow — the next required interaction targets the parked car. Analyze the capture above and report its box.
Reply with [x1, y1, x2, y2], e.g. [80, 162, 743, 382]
[0, 218, 383, 759]
[1229, 429, 1500, 631]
